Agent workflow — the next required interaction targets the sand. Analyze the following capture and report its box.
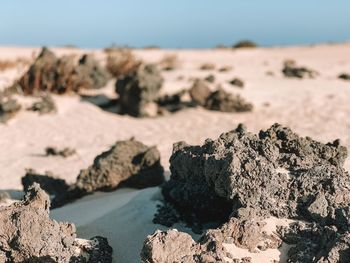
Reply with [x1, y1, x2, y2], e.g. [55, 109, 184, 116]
[1, 43, 350, 262]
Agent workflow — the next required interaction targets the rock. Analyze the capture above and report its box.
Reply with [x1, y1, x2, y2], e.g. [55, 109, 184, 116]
[278, 221, 346, 263]
[204, 88, 253, 112]
[0, 96, 21, 123]
[282, 60, 317, 78]
[148, 124, 350, 263]
[23, 140, 165, 208]
[141, 230, 198, 263]
[318, 232, 350, 263]
[45, 146, 76, 157]
[141, 217, 280, 263]
[189, 79, 211, 106]
[200, 63, 216, 70]
[156, 123, 348, 226]
[229, 78, 244, 88]
[116, 64, 163, 117]
[204, 74, 215, 83]
[233, 40, 257, 49]
[218, 66, 233, 72]
[75, 54, 110, 89]
[0, 183, 112, 262]
[76, 139, 165, 193]
[28, 94, 56, 114]
[17, 47, 109, 95]
[338, 73, 350, 80]
[156, 89, 193, 114]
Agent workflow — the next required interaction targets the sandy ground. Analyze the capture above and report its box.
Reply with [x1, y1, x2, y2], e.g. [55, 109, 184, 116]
[1, 43, 350, 262]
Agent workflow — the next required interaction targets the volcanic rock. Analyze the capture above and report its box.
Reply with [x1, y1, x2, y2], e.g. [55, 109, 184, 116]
[0, 183, 112, 262]
[75, 138, 165, 193]
[116, 64, 163, 117]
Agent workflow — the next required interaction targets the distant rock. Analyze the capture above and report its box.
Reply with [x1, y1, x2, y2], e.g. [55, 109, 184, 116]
[17, 47, 110, 95]
[338, 73, 350, 80]
[204, 74, 215, 83]
[116, 64, 163, 117]
[229, 77, 244, 88]
[282, 60, 317, 78]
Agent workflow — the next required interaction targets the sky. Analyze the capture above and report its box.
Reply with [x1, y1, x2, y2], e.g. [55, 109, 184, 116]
[0, 0, 349, 49]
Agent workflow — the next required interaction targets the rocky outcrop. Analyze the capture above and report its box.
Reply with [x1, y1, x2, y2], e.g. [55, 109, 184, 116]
[147, 124, 350, 262]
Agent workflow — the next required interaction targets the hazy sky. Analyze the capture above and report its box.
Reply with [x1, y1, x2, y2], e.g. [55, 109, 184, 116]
[0, 0, 349, 48]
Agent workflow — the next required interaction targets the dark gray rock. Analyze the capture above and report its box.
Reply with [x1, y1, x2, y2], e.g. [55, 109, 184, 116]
[148, 124, 350, 262]
[204, 88, 253, 112]
[116, 64, 163, 117]
[282, 60, 317, 79]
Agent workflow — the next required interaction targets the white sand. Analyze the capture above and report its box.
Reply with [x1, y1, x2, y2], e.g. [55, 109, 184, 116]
[1, 43, 350, 262]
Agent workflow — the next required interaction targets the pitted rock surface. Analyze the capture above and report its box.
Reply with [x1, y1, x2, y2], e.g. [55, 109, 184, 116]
[160, 123, 348, 226]
[0, 183, 112, 263]
[76, 139, 165, 193]
[147, 124, 350, 263]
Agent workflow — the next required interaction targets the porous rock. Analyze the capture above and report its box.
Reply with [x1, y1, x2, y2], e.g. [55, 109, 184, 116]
[0, 183, 112, 263]
[159, 123, 349, 226]
[141, 217, 281, 263]
[76, 138, 165, 193]
[148, 123, 350, 262]
[116, 64, 163, 117]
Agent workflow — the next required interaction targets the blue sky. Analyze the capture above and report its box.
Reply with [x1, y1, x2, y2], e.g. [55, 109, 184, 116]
[0, 0, 349, 48]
